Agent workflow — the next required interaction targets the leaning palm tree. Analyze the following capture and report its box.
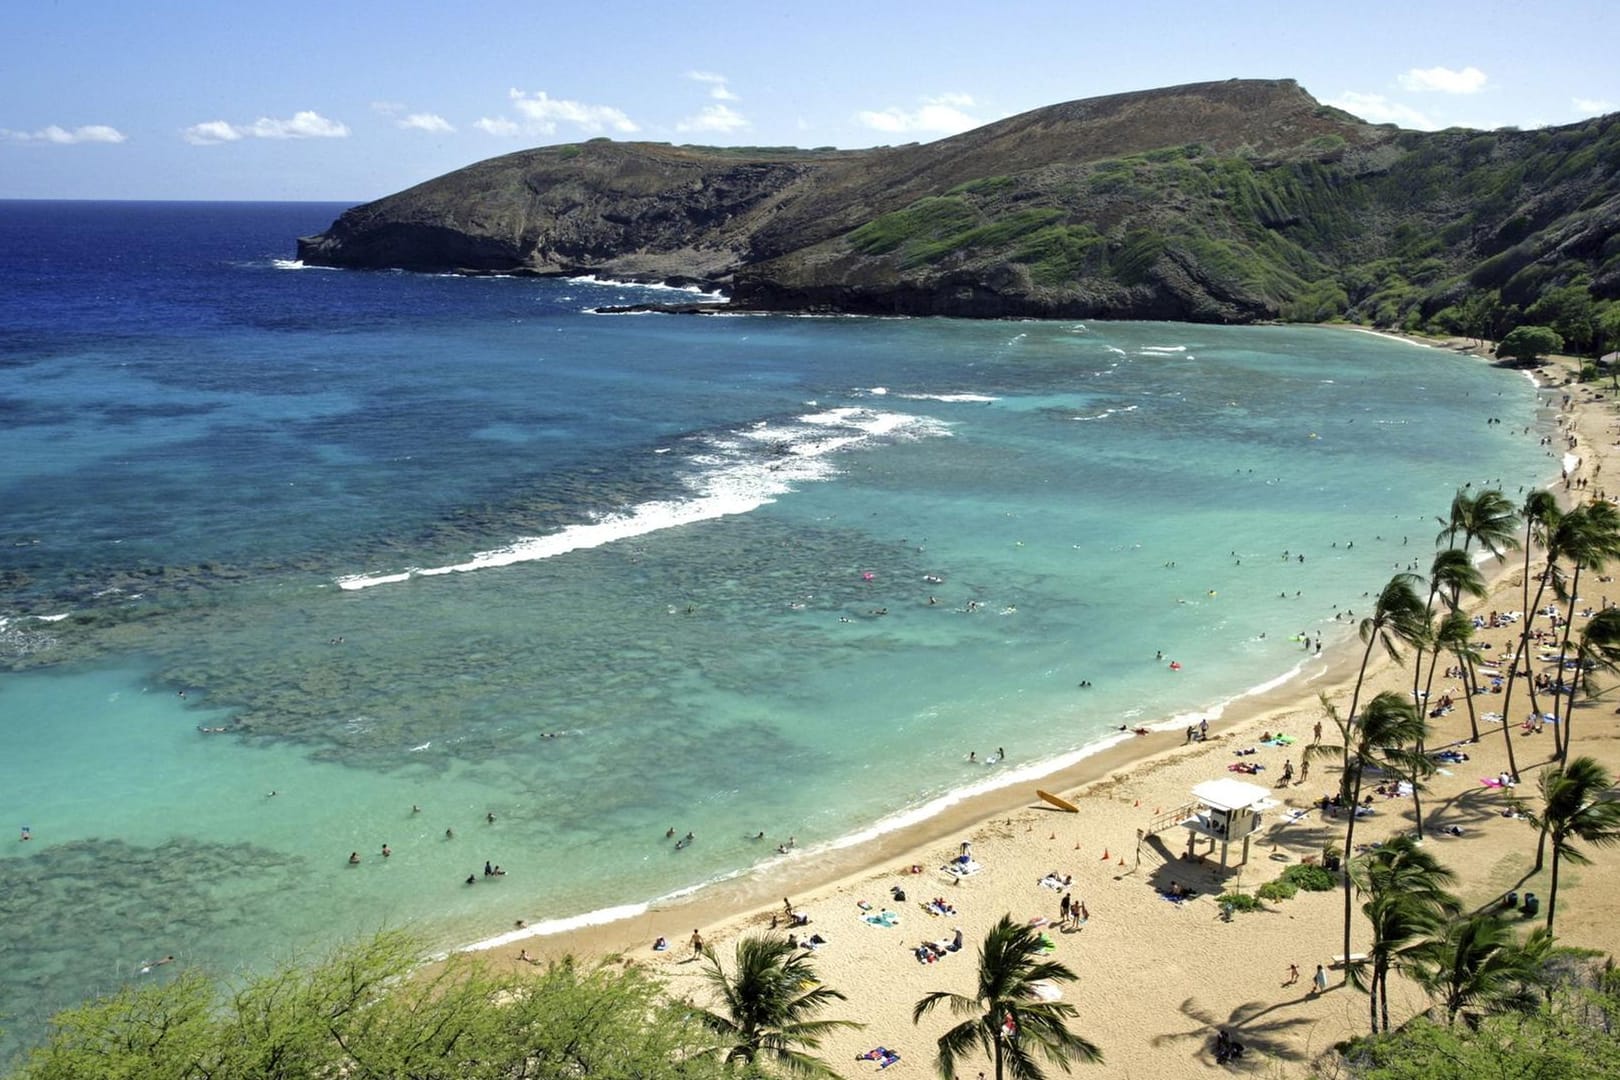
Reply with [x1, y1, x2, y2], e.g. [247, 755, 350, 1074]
[1346, 574, 1429, 736]
[913, 914, 1101, 1080]
[1540, 502, 1620, 761]
[1412, 546, 1490, 736]
[1350, 835, 1460, 1033]
[1555, 607, 1620, 764]
[1523, 756, 1620, 931]
[1501, 498, 1575, 780]
[692, 935, 860, 1077]
[1429, 610, 1486, 748]
[1416, 916, 1548, 1026]
[1436, 487, 1520, 559]
[1331, 690, 1430, 986]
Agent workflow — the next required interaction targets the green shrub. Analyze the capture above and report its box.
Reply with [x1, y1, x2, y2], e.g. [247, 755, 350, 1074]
[1217, 892, 1265, 912]
[1280, 862, 1338, 892]
[1256, 879, 1298, 901]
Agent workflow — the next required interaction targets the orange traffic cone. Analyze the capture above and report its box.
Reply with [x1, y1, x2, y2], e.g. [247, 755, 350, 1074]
[1101, 848, 1110, 860]
[1050, 832, 1057, 840]
[1118, 856, 1126, 867]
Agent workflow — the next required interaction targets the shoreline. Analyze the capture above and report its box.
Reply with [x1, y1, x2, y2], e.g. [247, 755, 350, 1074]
[429, 331, 1620, 1076]
[456, 330, 1559, 966]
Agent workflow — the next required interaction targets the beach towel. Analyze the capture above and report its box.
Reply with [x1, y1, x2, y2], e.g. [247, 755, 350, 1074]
[1480, 777, 1506, 789]
[1283, 807, 1311, 823]
[1037, 932, 1056, 953]
[943, 859, 982, 878]
[878, 1050, 901, 1069]
[1029, 980, 1063, 1001]
[1261, 735, 1295, 746]
[1038, 874, 1066, 890]
[862, 911, 900, 928]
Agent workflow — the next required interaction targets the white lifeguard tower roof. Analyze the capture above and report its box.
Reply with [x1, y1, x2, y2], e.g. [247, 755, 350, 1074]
[1191, 778, 1276, 812]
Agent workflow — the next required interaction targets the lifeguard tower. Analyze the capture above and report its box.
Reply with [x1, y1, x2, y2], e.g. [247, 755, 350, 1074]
[1177, 778, 1278, 869]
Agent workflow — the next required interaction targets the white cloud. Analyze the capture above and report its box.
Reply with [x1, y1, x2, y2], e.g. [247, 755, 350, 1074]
[474, 116, 521, 137]
[675, 103, 749, 134]
[182, 120, 243, 145]
[1574, 97, 1618, 117]
[250, 111, 349, 139]
[1397, 66, 1487, 94]
[686, 71, 738, 101]
[505, 88, 639, 135]
[1323, 91, 1437, 130]
[399, 112, 454, 134]
[2, 123, 127, 144]
[856, 93, 981, 135]
[183, 110, 348, 145]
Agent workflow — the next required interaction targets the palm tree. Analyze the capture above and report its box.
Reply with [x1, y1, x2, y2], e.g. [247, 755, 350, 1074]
[1349, 835, 1459, 1033]
[1523, 756, 1620, 931]
[1417, 916, 1547, 1026]
[1556, 607, 1620, 764]
[1500, 494, 1563, 781]
[1346, 574, 1429, 736]
[1435, 488, 1520, 558]
[1331, 690, 1430, 986]
[1410, 541, 1493, 738]
[692, 935, 860, 1077]
[913, 914, 1101, 1080]
[1430, 610, 1485, 747]
[1549, 503, 1620, 762]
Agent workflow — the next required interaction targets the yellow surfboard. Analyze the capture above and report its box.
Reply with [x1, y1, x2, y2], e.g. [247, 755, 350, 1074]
[1037, 789, 1080, 813]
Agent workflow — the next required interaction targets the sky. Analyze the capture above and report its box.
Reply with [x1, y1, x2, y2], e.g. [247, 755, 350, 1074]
[3, 1, 1618, 202]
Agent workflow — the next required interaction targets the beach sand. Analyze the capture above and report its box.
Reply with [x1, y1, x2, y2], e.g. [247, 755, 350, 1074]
[488, 337, 1620, 1077]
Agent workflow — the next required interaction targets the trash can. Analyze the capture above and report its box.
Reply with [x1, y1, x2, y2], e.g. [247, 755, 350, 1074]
[1503, 891, 1518, 909]
[1521, 893, 1540, 917]
[1323, 852, 1341, 872]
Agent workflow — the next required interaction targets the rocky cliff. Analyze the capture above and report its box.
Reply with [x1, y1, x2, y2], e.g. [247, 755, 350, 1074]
[298, 78, 1620, 330]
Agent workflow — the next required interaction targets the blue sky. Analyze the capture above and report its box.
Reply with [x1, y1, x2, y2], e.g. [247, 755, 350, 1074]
[3, 1, 1617, 202]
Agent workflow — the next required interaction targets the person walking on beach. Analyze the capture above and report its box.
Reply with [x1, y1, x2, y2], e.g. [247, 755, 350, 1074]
[1312, 964, 1328, 994]
[1299, 758, 1310, 785]
[689, 929, 704, 959]
[1285, 963, 1299, 986]
[1312, 720, 1322, 744]
[1060, 893, 1071, 926]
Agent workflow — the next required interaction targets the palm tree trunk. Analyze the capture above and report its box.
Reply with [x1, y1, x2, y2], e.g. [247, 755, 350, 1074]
[1547, 841, 1562, 931]
[1379, 968, 1391, 1034]
[1369, 961, 1380, 1033]
[1456, 651, 1482, 742]
[1339, 629, 1382, 986]
[1502, 567, 1559, 780]
[1555, 564, 1586, 765]
[1410, 773, 1426, 840]
[1534, 819, 1549, 872]
[1341, 769, 1363, 986]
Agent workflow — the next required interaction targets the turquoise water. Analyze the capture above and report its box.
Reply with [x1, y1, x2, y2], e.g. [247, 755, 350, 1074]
[0, 202, 1559, 1057]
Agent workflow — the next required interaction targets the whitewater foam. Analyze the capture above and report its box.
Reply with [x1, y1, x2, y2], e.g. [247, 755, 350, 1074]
[337, 408, 949, 591]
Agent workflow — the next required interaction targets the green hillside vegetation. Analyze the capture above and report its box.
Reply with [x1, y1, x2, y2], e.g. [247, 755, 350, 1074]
[298, 79, 1620, 351]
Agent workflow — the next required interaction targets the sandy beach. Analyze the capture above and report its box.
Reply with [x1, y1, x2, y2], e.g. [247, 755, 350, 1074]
[491, 335, 1620, 1078]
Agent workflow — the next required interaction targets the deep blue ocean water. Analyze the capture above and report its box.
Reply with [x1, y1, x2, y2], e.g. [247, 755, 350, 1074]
[0, 200, 1560, 1058]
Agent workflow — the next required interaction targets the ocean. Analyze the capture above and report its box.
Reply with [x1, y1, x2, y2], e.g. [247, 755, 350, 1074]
[0, 200, 1558, 1057]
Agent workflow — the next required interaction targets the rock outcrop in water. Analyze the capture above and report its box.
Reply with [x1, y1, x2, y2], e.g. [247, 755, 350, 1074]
[299, 78, 1620, 331]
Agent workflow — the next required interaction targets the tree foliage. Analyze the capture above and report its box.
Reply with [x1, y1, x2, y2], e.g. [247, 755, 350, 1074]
[690, 934, 860, 1078]
[8, 931, 727, 1080]
[1497, 324, 1566, 362]
[913, 914, 1101, 1080]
